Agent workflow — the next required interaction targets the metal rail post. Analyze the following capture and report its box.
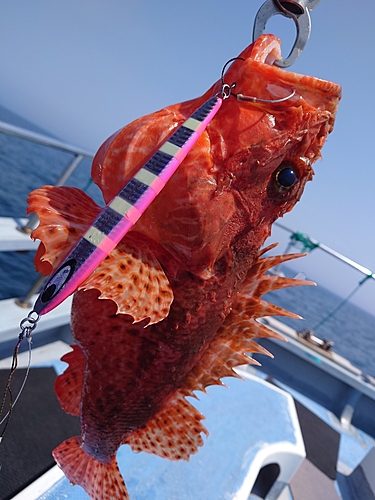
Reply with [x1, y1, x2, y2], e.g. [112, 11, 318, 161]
[17, 153, 85, 234]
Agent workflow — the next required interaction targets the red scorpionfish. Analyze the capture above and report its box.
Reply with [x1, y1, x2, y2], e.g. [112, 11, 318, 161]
[28, 35, 341, 499]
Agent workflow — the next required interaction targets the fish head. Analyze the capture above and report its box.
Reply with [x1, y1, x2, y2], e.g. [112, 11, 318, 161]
[172, 34, 341, 273]
[91, 35, 341, 277]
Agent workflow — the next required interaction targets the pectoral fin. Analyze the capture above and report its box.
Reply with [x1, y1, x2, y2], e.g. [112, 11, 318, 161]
[27, 185, 173, 324]
[80, 235, 173, 325]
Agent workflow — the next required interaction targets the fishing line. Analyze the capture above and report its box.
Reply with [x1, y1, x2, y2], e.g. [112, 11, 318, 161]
[312, 275, 372, 332]
[220, 56, 244, 96]
[0, 312, 38, 442]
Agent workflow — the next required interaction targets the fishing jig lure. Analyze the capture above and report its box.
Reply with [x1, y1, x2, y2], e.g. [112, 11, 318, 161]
[33, 94, 223, 316]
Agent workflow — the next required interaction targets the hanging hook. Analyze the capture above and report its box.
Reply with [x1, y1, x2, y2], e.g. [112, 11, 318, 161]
[253, 0, 322, 67]
[220, 56, 296, 104]
[236, 89, 296, 103]
[220, 57, 244, 99]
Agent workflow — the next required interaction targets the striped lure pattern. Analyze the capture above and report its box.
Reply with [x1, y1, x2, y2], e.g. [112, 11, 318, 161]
[33, 95, 223, 316]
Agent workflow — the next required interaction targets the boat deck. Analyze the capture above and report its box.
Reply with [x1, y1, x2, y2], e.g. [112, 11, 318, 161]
[2, 341, 306, 500]
[0, 339, 374, 500]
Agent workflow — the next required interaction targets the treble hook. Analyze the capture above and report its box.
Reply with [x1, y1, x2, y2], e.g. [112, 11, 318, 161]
[253, 0, 322, 67]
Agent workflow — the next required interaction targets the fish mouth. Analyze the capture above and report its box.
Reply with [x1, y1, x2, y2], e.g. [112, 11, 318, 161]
[250, 35, 283, 66]
[232, 34, 342, 117]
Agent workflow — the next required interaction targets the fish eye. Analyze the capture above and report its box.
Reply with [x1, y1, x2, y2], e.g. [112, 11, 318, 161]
[41, 259, 76, 303]
[274, 163, 298, 192]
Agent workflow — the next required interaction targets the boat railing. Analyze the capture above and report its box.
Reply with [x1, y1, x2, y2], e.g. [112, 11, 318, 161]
[0, 120, 95, 310]
[0, 120, 94, 234]
[0, 120, 94, 157]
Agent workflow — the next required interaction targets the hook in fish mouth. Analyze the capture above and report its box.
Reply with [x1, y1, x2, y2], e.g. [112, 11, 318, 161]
[220, 49, 296, 104]
[236, 89, 296, 104]
[220, 36, 284, 88]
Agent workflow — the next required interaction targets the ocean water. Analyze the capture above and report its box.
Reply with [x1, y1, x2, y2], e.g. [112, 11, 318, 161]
[263, 274, 375, 376]
[1, 130, 375, 376]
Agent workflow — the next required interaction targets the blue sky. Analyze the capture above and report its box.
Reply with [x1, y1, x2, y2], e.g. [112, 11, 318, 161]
[0, 0, 374, 314]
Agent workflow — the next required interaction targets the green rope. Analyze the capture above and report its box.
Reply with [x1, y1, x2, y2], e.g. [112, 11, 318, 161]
[312, 275, 372, 332]
[290, 232, 319, 253]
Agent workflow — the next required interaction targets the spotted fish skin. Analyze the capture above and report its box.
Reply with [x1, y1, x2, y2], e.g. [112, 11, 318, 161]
[28, 35, 341, 500]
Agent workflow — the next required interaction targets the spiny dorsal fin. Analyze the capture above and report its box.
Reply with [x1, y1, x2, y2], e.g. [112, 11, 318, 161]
[183, 249, 314, 393]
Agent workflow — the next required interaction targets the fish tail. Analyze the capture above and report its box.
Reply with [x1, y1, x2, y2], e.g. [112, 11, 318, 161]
[53, 436, 129, 500]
